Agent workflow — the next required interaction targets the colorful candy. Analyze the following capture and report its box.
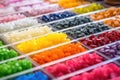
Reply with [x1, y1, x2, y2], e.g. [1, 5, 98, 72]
[73, 3, 104, 14]
[58, 0, 89, 8]
[3, 25, 52, 43]
[31, 42, 86, 64]
[104, 16, 120, 28]
[15, 71, 48, 80]
[81, 30, 120, 48]
[98, 42, 120, 58]
[0, 13, 26, 23]
[0, 18, 38, 33]
[45, 52, 103, 77]
[40, 11, 76, 22]
[50, 16, 92, 30]
[90, 7, 120, 21]
[64, 22, 110, 39]
[16, 32, 70, 53]
[0, 41, 18, 61]
[69, 63, 120, 80]
[0, 59, 32, 77]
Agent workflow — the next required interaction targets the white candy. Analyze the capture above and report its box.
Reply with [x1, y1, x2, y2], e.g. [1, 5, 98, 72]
[3, 25, 52, 43]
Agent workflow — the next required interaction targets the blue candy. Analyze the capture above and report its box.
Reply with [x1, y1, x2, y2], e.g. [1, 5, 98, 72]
[15, 71, 48, 80]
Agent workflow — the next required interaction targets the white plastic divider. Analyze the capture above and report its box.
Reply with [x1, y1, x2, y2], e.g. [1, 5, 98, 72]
[0, 40, 120, 80]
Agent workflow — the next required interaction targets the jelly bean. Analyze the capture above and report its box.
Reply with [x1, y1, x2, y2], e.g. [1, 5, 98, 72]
[64, 22, 110, 39]
[3, 25, 52, 43]
[90, 7, 120, 21]
[50, 16, 92, 30]
[40, 11, 76, 22]
[0, 59, 32, 77]
[16, 32, 70, 53]
[73, 3, 104, 14]
[45, 52, 103, 77]
[31, 42, 86, 64]
[81, 30, 120, 48]
[69, 63, 120, 80]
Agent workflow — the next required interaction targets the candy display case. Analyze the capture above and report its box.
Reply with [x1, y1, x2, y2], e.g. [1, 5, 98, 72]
[0, 0, 120, 80]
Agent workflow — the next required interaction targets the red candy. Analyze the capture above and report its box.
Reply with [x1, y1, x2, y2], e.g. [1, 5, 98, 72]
[81, 31, 120, 48]
[70, 63, 120, 80]
[45, 52, 103, 77]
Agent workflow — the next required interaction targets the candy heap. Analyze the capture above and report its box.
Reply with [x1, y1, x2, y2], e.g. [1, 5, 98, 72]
[98, 42, 120, 58]
[0, 59, 32, 77]
[0, 18, 38, 33]
[104, 16, 120, 28]
[16, 32, 70, 53]
[0, 13, 26, 23]
[0, 41, 18, 61]
[45, 52, 103, 77]
[81, 30, 120, 48]
[15, 71, 48, 80]
[32, 42, 86, 64]
[69, 63, 120, 80]
[65, 22, 109, 39]
[40, 11, 76, 22]
[3, 25, 52, 43]
[50, 16, 92, 30]
[73, 3, 104, 14]
[58, 0, 89, 8]
[90, 7, 120, 21]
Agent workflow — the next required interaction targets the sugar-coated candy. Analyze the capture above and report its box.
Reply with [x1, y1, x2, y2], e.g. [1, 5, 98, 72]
[98, 42, 120, 58]
[16, 32, 70, 53]
[0, 18, 38, 33]
[15, 71, 48, 80]
[58, 0, 89, 8]
[90, 7, 120, 21]
[65, 22, 110, 39]
[73, 3, 104, 14]
[40, 11, 76, 22]
[0, 59, 32, 77]
[81, 30, 120, 48]
[3, 25, 52, 43]
[69, 63, 120, 80]
[0, 40, 18, 61]
[50, 16, 92, 30]
[0, 13, 26, 23]
[32, 42, 86, 64]
[104, 16, 120, 28]
[45, 52, 103, 77]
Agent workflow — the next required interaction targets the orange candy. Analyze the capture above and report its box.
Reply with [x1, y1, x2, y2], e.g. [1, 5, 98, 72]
[31, 42, 87, 64]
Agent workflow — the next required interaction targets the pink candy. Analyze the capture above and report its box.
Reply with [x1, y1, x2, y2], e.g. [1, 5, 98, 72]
[45, 52, 103, 77]
[70, 64, 120, 80]
[0, 13, 26, 23]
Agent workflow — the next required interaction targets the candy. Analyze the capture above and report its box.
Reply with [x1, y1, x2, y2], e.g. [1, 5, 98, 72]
[104, 16, 120, 28]
[81, 30, 120, 48]
[64, 22, 110, 39]
[111, 77, 120, 80]
[0, 59, 32, 77]
[0, 13, 26, 23]
[0, 18, 38, 33]
[50, 16, 92, 30]
[58, 0, 89, 8]
[16, 32, 70, 53]
[73, 3, 104, 14]
[3, 25, 52, 43]
[0, 40, 18, 61]
[69, 63, 120, 80]
[31, 42, 86, 64]
[40, 11, 76, 22]
[90, 7, 120, 21]
[98, 42, 120, 58]
[15, 71, 48, 80]
[45, 52, 103, 77]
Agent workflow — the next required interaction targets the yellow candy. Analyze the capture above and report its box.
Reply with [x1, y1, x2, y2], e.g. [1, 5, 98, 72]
[16, 32, 70, 53]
